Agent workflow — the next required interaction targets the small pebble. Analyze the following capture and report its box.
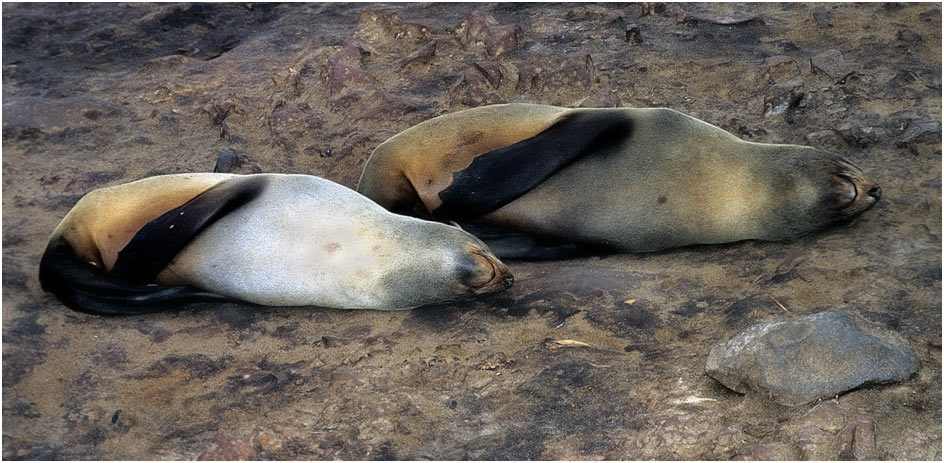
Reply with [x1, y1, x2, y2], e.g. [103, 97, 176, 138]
[625, 24, 642, 44]
[811, 6, 832, 27]
[399, 40, 437, 68]
[897, 29, 922, 43]
[214, 149, 239, 173]
[810, 49, 854, 83]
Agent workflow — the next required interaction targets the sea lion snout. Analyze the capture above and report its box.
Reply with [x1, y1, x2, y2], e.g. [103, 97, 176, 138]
[458, 249, 514, 295]
[830, 161, 881, 216]
[801, 158, 881, 231]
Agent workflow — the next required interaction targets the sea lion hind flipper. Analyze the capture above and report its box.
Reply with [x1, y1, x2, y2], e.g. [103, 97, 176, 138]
[111, 176, 268, 282]
[434, 110, 633, 220]
[39, 239, 231, 315]
[456, 222, 610, 260]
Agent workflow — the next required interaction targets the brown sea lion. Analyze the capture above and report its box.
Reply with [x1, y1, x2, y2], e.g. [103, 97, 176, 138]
[357, 103, 881, 258]
[40, 173, 512, 315]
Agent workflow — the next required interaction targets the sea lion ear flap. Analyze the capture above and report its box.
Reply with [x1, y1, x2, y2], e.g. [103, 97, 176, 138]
[433, 109, 633, 220]
[110, 176, 268, 282]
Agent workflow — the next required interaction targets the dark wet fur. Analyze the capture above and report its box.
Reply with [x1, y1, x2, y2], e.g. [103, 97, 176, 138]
[38, 238, 230, 315]
[457, 222, 613, 260]
[40, 176, 268, 315]
[434, 110, 633, 220]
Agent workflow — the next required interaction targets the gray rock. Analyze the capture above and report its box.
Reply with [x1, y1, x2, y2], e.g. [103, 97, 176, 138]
[706, 309, 920, 406]
[668, 5, 766, 27]
[213, 149, 240, 173]
[895, 120, 942, 156]
[811, 49, 854, 83]
[901, 121, 941, 145]
[811, 6, 832, 27]
[835, 122, 882, 148]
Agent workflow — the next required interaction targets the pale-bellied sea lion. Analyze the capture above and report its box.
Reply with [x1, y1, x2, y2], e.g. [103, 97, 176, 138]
[357, 103, 881, 258]
[40, 173, 513, 315]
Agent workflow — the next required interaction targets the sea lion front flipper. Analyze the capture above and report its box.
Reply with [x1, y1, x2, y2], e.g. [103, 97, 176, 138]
[433, 109, 633, 220]
[111, 176, 268, 282]
[39, 238, 232, 315]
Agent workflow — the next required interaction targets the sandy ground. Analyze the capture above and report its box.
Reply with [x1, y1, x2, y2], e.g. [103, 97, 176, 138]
[2, 3, 941, 459]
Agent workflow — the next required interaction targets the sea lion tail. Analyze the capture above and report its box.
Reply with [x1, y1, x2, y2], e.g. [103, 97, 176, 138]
[39, 238, 229, 316]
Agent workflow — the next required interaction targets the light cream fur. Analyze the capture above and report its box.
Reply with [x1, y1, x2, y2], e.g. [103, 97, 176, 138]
[357, 104, 880, 252]
[50, 173, 511, 309]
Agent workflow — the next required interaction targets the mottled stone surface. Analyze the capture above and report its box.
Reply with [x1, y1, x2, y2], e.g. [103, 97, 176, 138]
[706, 309, 920, 406]
[811, 49, 854, 82]
[3, 3, 941, 460]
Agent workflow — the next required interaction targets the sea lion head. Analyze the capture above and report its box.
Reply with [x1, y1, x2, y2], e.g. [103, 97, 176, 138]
[763, 146, 881, 238]
[381, 221, 513, 308]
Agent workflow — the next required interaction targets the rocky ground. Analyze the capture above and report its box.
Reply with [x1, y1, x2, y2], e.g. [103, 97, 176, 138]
[2, 3, 941, 460]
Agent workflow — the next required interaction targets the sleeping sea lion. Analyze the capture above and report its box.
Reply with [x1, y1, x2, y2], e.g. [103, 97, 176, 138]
[356, 103, 881, 258]
[40, 173, 513, 315]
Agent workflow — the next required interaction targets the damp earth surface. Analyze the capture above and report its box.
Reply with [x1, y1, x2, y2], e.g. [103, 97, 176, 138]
[2, 3, 941, 460]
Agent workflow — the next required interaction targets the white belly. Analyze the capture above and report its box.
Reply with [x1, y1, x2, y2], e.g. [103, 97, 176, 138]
[165, 175, 404, 308]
